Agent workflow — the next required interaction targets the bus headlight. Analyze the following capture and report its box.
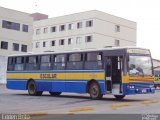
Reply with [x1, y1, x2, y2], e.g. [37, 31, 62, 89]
[129, 85, 135, 89]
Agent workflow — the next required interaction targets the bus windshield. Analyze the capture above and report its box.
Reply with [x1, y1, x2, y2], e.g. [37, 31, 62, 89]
[129, 56, 152, 76]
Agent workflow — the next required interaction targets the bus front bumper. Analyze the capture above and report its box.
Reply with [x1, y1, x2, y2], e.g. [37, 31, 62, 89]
[123, 83, 155, 95]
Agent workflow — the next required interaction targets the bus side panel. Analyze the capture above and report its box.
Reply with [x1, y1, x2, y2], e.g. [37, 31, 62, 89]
[65, 80, 87, 93]
[52, 81, 66, 92]
[65, 80, 105, 94]
[35, 80, 66, 92]
[7, 80, 27, 90]
[122, 83, 155, 95]
[35, 80, 53, 91]
[98, 81, 105, 94]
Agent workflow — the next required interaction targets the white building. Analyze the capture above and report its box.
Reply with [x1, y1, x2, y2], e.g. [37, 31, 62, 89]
[0, 7, 33, 83]
[32, 10, 136, 52]
[0, 8, 137, 84]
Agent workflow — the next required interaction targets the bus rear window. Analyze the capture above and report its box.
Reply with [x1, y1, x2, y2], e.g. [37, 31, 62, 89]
[25, 56, 39, 70]
[55, 55, 65, 63]
[69, 53, 82, 62]
[7, 57, 14, 71]
[40, 55, 52, 70]
[85, 52, 103, 70]
[8, 57, 14, 64]
[27, 56, 38, 63]
[86, 52, 102, 61]
[14, 57, 24, 71]
[15, 57, 24, 63]
[54, 55, 66, 70]
[67, 53, 83, 70]
[41, 55, 51, 63]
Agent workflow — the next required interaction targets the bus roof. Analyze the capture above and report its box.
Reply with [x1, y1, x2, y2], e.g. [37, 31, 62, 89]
[8, 46, 150, 57]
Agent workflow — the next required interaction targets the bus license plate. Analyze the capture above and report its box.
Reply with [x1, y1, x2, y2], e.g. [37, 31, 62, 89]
[142, 89, 146, 93]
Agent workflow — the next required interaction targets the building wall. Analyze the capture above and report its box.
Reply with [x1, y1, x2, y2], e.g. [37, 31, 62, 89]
[0, 7, 33, 56]
[0, 7, 33, 83]
[32, 10, 136, 53]
[94, 18, 136, 44]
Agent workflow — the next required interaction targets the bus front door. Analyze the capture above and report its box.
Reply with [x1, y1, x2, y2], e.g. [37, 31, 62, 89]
[105, 56, 122, 94]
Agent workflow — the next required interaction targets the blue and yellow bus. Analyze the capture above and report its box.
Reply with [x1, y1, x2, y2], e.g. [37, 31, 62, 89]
[7, 47, 155, 100]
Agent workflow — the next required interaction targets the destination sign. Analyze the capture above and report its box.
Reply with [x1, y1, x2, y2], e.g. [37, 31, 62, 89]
[127, 49, 150, 54]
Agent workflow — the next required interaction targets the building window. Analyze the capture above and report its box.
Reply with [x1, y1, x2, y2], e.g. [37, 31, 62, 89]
[43, 27, 48, 34]
[43, 41, 47, 47]
[115, 25, 120, 32]
[115, 40, 120, 46]
[2, 20, 20, 31]
[86, 20, 93, 27]
[22, 24, 28, 32]
[59, 39, 65, 45]
[21, 45, 27, 52]
[1, 41, 8, 50]
[77, 22, 82, 29]
[85, 35, 93, 42]
[68, 38, 73, 45]
[76, 37, 82, 44]
[13, 43, 19, 51]
[51, 26, 56, 32]
[36, 42, 40, 48]
[68, 23, 74, 30]
[36, 29, 41, 35]
[59, 25, 65, 31]
[51, 40, 56, 46]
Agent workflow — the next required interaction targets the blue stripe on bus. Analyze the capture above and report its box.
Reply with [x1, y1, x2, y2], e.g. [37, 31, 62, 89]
[7, 79, 106, 94]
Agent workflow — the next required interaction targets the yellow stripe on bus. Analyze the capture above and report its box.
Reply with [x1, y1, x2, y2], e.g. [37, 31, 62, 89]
[7, 73, 154, 83]
[7, 72, 105, 80]
[122, 75, 154, 83]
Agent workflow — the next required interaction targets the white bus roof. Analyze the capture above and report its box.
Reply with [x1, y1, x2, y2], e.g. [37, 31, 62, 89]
[8, 46, 149, 57]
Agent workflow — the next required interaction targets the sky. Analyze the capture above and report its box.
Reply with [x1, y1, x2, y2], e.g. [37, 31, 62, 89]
[0, 0, 160, 59]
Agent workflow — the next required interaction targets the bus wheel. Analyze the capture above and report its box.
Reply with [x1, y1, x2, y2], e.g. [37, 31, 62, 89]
[27, 80, 43, 96]
[89, 82, 103, 100]
[49, 92, 62, 96]
[114, 95, 125, 100]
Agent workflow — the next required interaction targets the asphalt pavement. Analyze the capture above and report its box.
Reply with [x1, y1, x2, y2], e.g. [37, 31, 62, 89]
[0, 84, 160, 120]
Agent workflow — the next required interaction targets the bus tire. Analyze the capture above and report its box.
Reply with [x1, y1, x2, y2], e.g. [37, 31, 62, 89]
[89, 82, 103, 100]
[114, 95, 125, 100]
[49, 92, 62, 96]
[27, 80, 43, 96]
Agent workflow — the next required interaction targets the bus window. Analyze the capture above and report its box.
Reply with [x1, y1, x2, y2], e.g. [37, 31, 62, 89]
[40, 55, 52, 70]
[7, 57, 14, 71]
[84, 52, 103, 70]
[67, 53, 83, 70]
[53, 54, 66, 70]
[25, 56, 39, 70]
[14, 57, 24, 71]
